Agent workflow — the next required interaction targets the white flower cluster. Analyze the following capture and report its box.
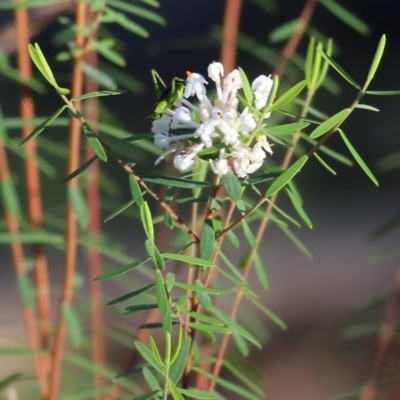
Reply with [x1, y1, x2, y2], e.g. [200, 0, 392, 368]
[151, 62, 274, 178]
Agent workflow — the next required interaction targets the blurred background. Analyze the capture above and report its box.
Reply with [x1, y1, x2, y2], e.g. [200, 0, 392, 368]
[1, 0, 400, 399]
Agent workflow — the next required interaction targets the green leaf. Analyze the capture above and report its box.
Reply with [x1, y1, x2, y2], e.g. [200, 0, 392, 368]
[142, 367, 160, 392]
[253, 251, 269, 290]
[177, 388, 218, 399]
[309, 108, 351, 139]
[168, 378, 185, 400]
[0, 373, 24, 392]
[267, 121, 310, 135]
[104, 199, 135, 222]
[268, 19, 297, 42]
[28, 43, 56, 85]
[195, 281, 213, 310]
[142, 175, 209, 189]
[60, 155, 98, 184]
[133, 390, 161, 400]
[95, 256, 150, 281]
[241, 220, 257, 249]
[279, 224, 312, 259]
[82, 122, 107, 161]
[162, 253, 215, 268]
[200, 219, 215, 260]
[192, 368, 262, 400]
[365, 90, 400, 96]
[62, 304, 83, 347]
[338, 129, 378, 186]
[226, 231, 240, 248]
[242, 171, 282, 186]
[266, 155, 308, 197]
[210, 307, 261, 348]
[155, 270, 171, 334]
[71, 89, 126, 101]
[285, 188, 313, 228]
[265, 198, 301, 227]
[232, 330, 249, 357]
[140, 201, 154, 241]
[238, 67, 254, 106]
[317, 49, 361, 89]
[68, 185, 88, 229]
[146, 240, 165, 270]
[319, 0, 370, 35]
[16, 274, 35, 307]
[187, 322, 231, 334]
[134, 342, 164, 374]
[1, 178, 22, 220]
[110, 133, 153, 144]
[354, 104, 379, 112]
[124, 303, 159, 314]
[365, 34, 386, 88]
[105, 7, 149, 38]
[171, 281, 226, 295]
[314, 152, 337, 175]
[19, 106, 66, 146]
[129, 175, 144, 206]
[267, 80, 306, 113]
[149, 336, 164, 367]
[221, 172, 242, 202]
[107, 283, 156, 305]
[82, 62, 117, 89]
[169, 336, 191, 383]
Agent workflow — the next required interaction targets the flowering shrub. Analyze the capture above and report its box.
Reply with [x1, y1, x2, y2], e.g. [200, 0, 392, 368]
[152, 62, 274, 177]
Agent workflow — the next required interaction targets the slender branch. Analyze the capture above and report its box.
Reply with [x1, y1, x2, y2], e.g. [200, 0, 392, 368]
[220, 0, 242, 74]
[49, 2, 86, 399]
[14, 0, 51, 367]
[273, 0, 319, 77]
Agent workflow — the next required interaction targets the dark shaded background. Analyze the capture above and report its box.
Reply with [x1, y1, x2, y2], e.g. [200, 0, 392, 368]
[2, 1, 400, 399]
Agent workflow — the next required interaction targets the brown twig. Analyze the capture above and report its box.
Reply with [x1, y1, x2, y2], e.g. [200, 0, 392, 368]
[48, 2, 87, 399]
[273, 0, 319, 77]
[14, 0, 51, 366]
[220, 0, 243, 74]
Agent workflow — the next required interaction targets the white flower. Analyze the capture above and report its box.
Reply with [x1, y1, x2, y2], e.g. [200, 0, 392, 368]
[252, 74, 273, 114]
[184, 72, 208, 100]
[210, 149, 230, 176]
[208, 61, 224, 101]
[195, 120, 219, 148]
[222, 69, 242, 105]
[173, 144, 204, 173]
[170, 106, 198, 130]
[239, 107, 256, 135]
[254, 135, 273, 155]
[231, 142, 265, 177]
[219, 120, 238, 146]
[151, 114, 171, 135]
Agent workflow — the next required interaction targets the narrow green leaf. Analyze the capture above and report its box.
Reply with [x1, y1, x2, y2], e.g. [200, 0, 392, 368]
[95, 256, 150, 281]
[146, 240, 165, 270]
[242, 171, 282, 186]
[365, 34, 386, 88]
[177, 387, 218, 399]
[62, 304, 83, 347]
[338, 129, 378, 186]
[266, 156, 308, 197]
[82, 62, 117, 89]
[279, 224, 312, 258]
[317, 49, 361, 89]
[140, 201, 154, 241]
[161, 253, 215, 268]
[104, 199, 135, 222]
[142, 175, 209, 189]
[133, 390, 161, 400]
[142, 367, 160, 392]
[319, 0, 370, 35]
[1, 178, 22, 220]
[169, 336, 191, 383]
[171, 281, 226, 294]
[19, 106, 66, 146]
[305, 36, 316, 88]
[195, 281, 213, 310]
[285, 188, 313, 228]
[232, 330, 249, 357]
[129, 175, 144, 206]
[134, 342, 164, 374]
[68, 185, 88, 229]
[56, 87, 70, 95]
[16, 274, 35, 307]
[365, 90, 400, 96]
[71, 89, 126, 101]
[60, 155, 98, 184]
[221, 172, 242, 202]
[170, 324, 183, 365]
[210, 307, 261, 348]
[267, 80, 306, 113]
[354, 104, 379, 112]
[110, 133, 153, 144]
[253, 251, 269, 290]
[226, 230, 240, 248]
[241, 220, 257, 249]
[107, 283, 155, 305]
[267, 121, 310, 135]
[155, 270, 171, 334]
[192, 368, 261, 400]
[82, 122, 107, 161]
[149, 336, 164, 367]
[0, 373, 24, 392]
[124, 303, 159, 314]
[187, 322, 231, 334]
[200, 219, 215, 260]
[268, 19, 297, 43]
[28, 43, 56, 85]
[105, 7, 149, 38]
[314, 152, 337, 175]
[265, 198, 301, 228]
[168, 378, 185, 400]
[309, 108, 350, 139]
[238, 67, 254, 106]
